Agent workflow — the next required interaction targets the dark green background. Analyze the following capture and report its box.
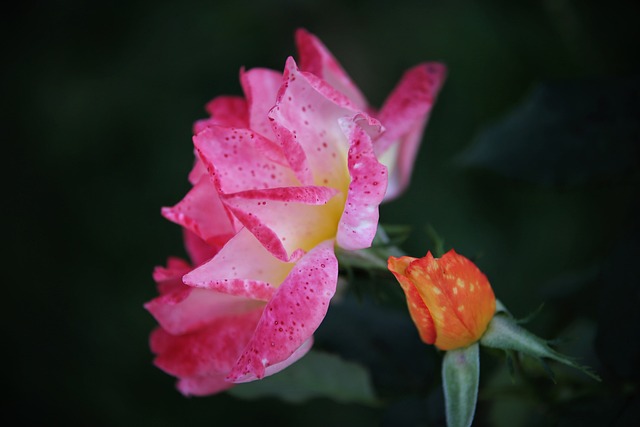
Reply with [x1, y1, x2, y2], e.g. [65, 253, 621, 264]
[5, 0, 639, 426]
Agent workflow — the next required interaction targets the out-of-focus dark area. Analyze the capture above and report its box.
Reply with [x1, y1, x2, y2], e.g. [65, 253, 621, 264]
[4, 0, 639, 425]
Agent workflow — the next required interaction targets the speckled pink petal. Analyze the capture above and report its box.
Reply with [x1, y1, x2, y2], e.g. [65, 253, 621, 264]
[176, 373, 234, 397]
[182, 229, 218, 267]
[193, 95, 249, 134]
[336, 116, 388, 250]
[269, 57, 364, 188]
[240, 67, 282, 140]
[222, 186, 339, 261]
[150, 306, 263, 379]
[183, 227, 288, 301]
[295, 29, 368, 111]
[375, 63, 447, 200]
[227, 239, 338, 382]
[187, 157, 207, 185]
[161, 175, 237, 251]
[152, 257, 192, 295]
[145, 285, 264, 336]
[194, 126, 299, 194]
[261, 336, 313, 379]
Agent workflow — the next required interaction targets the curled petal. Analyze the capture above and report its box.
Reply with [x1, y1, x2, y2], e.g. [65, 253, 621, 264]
[262, 337, 313, 379]
[194, 126, 299, 194]
[223, 186, 340, 261]
[337, 116, 388, 250]
[182, 229, 218, 267]
[183, 227, 288, 301]
[152, 257, 192, 295]
[187, 157, 208, 185]
[176, 373, 234, 397]
[295, 28, 368, 110]
[150, 307, 263, 379]
[145, 286, 263, 336]
[193, 96, 249, 134]
[161, 175, 237, 251]
[269, 57, 364, 187]
[376, 63, 447, 200]
[227, 239, 338, 382]
[241, 67, 283, 140]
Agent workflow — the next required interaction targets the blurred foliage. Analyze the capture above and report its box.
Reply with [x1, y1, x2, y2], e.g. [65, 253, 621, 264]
[458, 77, 640, 187]
[229, 350, 378, 405]
[3, 0, 639, 426]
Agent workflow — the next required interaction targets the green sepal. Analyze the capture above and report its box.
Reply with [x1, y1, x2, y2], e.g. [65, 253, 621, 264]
[442, 342, 480, 427]
[480, 314, 601, 382]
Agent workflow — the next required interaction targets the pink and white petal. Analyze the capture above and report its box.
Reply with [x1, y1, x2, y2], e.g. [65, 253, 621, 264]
[176, 373, 234, 397]
[235, 337, 314, 383]
[161, 175, 237, 250]
[374, 63, 446, 200]
[240, 67, 282, 140]
[262, 337, 313, 379]
[227, 239, 338, 381]
[187, 157, 207, 185]
[336, 116, 388, 250]
[153, 257, 192, 295]
[183, 227, 288, 301]
[375, 63, 446, 155]
[223, 186, 341, 261]
[145, 286, 263, 336]
[194, 126, 299, 194]
[182, 229, 218, 267]
[269, 57, 364, 188]
[295, 29, 368, 110]
[193, 95, 249, 134]
[150, 307, 263, 378]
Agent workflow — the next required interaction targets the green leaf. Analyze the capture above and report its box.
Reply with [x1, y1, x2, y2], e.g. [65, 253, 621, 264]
[480, 314, 601, 382]
[458, 76, 640, 187]
[442, 343, 480, 427]
[228, 350, 378, 405]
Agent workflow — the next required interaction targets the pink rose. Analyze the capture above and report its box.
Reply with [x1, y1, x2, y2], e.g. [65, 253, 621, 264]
[146, 29, 446, 396]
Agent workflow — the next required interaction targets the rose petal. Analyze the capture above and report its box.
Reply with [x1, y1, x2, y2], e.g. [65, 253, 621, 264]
[145, 285, 264, 336]
[187, 157, 208, 185]
[227, 239, 338, 381]
[269, 57, 364, 188]
[176, 374, 234, 397]
[161, 175, 237, 251]
[295, 28, 368, 110]
[152, 257, 192, 294]
[240, 67, 283, 140]
[183, 227, 289, 301]
[182, 229, 218, 267]
[222, 186, 340, 261]
[262, 336, 313, 379]
[150, 306, 263, 378]
[193, 95, 249, 134]
[375, 63, 447, 200]
[336, 115, 388, 250]
[194, 126, 299, 194]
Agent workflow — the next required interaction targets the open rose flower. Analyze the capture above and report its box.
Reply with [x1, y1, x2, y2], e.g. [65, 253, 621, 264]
[388, 250, 496, 350]
[146, 29, 446, 396]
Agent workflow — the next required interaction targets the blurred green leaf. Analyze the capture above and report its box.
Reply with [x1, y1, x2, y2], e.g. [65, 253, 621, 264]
[458, 76, 640, 187]
[228, 350, 378, 405]
[315, 294, 437, 398]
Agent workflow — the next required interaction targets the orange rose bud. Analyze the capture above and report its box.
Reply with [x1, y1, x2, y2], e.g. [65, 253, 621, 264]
[388, 250, 496, 351]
